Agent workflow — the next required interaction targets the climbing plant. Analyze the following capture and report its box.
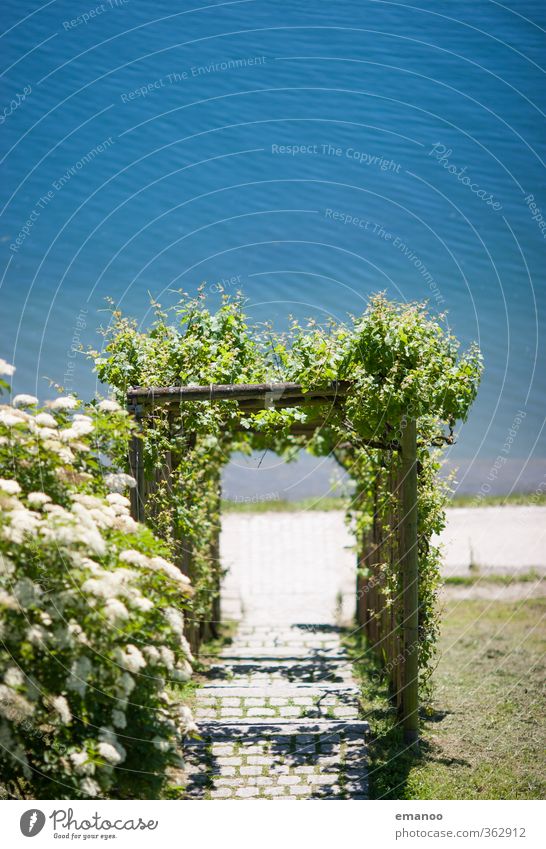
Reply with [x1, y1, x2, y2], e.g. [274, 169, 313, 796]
[91, 290, 482, 694]
[92, 295, 266, 626]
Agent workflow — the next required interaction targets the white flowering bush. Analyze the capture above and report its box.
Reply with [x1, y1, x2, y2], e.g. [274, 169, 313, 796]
[0, 361, 196, 799]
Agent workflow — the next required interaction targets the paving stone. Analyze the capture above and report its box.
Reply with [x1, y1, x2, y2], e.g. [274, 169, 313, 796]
[269, 764, 290, 774]
[263, 786, 287, 796]
[240, 765, 263, 776]
[308, 774, 338, 785]
[290, 784, 310, 795]
[280, 706, 301, 717]
[211, 788, 233, 798]
[211, 745, 235, 756]
[220, 708, 243, 717]
[334, 706, 359, 718]
[237, 787, 259, 798]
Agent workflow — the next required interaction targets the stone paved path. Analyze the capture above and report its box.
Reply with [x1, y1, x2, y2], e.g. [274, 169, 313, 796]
[182, 514, 368, 800]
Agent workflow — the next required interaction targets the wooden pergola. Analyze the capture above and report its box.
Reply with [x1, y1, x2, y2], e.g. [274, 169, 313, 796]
[126, 381, 420, 744]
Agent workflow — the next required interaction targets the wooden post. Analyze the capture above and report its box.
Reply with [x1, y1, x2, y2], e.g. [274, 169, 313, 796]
[210, 476, 222, 640]
[393, 463, 404, 709]
[400, 417, 419, 745]
[356, 540, 367, 628]
[128, 410, 173, 525]
[370, 476, 381, 649]
[355, 485, 368, 629]
[128, 411, 145, 522]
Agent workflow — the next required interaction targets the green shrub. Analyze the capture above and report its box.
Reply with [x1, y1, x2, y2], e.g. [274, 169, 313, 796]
[0, 366, 196, 799]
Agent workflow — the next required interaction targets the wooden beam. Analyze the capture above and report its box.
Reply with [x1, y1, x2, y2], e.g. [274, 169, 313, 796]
[224, 396, 342, 412]
[127, 380, 350, 407]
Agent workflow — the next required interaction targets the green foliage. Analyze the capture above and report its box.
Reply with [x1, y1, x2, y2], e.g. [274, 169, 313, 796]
[341, 296, 481, 433]
[91, 290, 482, 699]
[0, 379, 196, 800]
[92, 293, 267, 619]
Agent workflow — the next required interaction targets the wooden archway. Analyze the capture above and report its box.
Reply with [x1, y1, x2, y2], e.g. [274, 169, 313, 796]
[126, 381, 419, 744]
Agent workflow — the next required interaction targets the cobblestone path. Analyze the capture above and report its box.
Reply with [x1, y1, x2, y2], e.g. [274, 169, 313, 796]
[182, 514, 368, 800]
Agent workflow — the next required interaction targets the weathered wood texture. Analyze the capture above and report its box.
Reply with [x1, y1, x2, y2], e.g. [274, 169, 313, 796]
[355, 435, 419, 741]
[127, 381, 350, 407]
[400, 418, 419, 744]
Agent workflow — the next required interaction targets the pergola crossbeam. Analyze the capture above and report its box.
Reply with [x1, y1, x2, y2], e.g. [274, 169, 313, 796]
[126, 380, 350, 410]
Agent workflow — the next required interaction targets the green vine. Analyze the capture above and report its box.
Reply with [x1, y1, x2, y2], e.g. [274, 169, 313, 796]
[90, 290, 482, 688]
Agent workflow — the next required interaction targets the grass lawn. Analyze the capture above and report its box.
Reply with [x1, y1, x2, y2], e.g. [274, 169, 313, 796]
[444, 570, 543, 586]
[221, 496, 350, 512]
[349, 597, 546, 799]
[222, 493, 546, 512]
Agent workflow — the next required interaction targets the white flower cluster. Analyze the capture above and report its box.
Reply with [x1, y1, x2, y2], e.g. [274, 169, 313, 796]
[0, 381, 197, 799]
[119, 549, 192, 591]
[104, 473, 137, 493]
[97, 399, 121, 413]
[0, 359, 16, 377]
[46, 395, 78, 410]
[0, 479, 21, 495]
[12, 394, 38, 408]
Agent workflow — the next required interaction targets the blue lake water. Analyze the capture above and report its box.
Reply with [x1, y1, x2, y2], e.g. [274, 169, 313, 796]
[1, 0, 545, 496]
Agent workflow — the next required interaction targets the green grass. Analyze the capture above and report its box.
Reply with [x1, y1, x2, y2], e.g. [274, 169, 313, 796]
[170, 620, 237, 713]
[349, 598, 546, 799]
[222, 492, 546, 512]
[444, 569, 544, 586]
[192, 619, 238, 667]
[450, 492, 546, 507]
[221, 496, 350, 512]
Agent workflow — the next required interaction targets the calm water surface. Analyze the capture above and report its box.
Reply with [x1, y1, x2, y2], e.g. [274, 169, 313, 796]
[1, 1, 545, 495]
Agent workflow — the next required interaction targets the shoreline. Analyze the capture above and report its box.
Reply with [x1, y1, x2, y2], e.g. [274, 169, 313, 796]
[222, 493, 546, 512]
